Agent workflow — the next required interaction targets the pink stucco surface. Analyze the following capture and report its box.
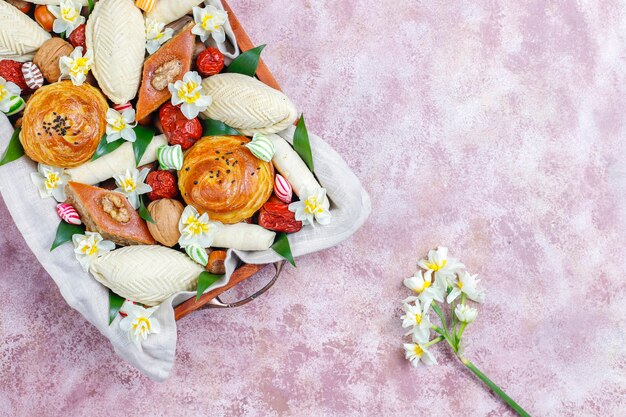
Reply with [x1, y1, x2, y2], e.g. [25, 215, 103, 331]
[2, 0, 626, 415]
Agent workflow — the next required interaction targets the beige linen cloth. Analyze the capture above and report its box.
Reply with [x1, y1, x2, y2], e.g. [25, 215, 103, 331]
[0, 113, 371, 380]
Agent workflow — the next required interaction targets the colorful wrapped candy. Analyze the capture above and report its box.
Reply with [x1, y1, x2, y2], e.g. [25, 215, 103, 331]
[5, 96, 25, 116]
[21, 62, 44, 91]
[56, 203, 82, 225]
[274, 173, 293, 203]
[245, 133, 275, 162]
[135, 0, 155, 13]
[113, 102, 133, 113]
[185, 244, 208, 266]
[157, 144, 184, 170]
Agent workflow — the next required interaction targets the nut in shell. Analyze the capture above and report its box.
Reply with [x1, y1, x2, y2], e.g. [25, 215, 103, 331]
[33, 38, 74, 84]
[147, 198, 184, 247]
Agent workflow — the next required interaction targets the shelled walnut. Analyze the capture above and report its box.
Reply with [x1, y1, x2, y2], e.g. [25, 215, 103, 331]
[151, 59, 182, 91]
[101, 193, 131, 223]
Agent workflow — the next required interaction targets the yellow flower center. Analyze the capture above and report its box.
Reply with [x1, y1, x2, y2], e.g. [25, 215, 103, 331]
[81, 243, 98, 256]
[304, 196, 324, 215]
[120, 178, 136, 192]
[45, 172, 61, 190]
[70, 57, 90, 76]
[457, 281, 463, 289]
[110, 116, 126, 132]
[425, 259, 447, 271]
[414, 313, 422, 324]
[61, 6, 79, 22]
[413, 344, 423, 357]
[187, 217, 209, 235]
[132, 317, 151, 332]
[0, 85, 7, 101]
[177, 81, 201, 104]
[201, 14, 215, 30]
[413, 280, 430, 294]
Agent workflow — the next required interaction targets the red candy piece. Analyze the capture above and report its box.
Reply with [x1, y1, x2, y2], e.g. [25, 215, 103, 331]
[68, 24, 86, 50]
[258, 202, 302, 233]
[146, 170, 178, 201]
[0, 60, 30, 94]
[159, 102, 202, 150]
[196, 47, 224, 77]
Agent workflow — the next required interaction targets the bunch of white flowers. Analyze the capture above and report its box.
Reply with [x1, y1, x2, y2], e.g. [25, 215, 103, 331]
[400, 247, 530, 417]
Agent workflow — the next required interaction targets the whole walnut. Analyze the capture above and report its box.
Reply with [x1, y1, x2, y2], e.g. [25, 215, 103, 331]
[147, 198, 184, 247]
[33, 38, 74, 83]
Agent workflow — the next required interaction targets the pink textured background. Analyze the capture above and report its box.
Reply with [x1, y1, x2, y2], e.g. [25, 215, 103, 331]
[2, 0, 626, 415]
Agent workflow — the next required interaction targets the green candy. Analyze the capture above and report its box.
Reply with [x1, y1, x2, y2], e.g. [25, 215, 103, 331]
[157, 144, 184, 170]
[185, 244, 208, 266]
[245, 133, 275, 162]
[5, 96, 25, 116]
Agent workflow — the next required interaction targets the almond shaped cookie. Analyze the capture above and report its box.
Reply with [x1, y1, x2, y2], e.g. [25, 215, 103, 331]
[86, 0, 145, 104]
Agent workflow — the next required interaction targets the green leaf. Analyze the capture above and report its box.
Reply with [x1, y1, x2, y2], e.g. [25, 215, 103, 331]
[293, 115, 314, 171]
[132, 125, 155, 166]
[226, 44, 266, 76]
[50, 221, 85, 251]
[108, 290, 125, 325]
[138, 195, 154, 224]
[195, 271, 222, 301]
[87, 0, 95, 14]
[92, 135, 124, 161]
[271, 232, 296, 267]
[201, 118, 240, 136]
[0, 127, 23, 166]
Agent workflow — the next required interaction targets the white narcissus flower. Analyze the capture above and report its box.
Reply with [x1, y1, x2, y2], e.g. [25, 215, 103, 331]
[418, 246, 465, 289]
[119, 302, 161, 350]
[400, 300, 432, 343]
[72, 232, 115, 271]
[403, 270, 445, 311]
[288, 186, 331, 227]
[191, 5, 228, 44]
[145, 18, 174, 55]
[59, 47, 93, 86]
[106, 108, 137, 143]
[455, 304, 478, 323]
[30, 164, 69, 202]
[447, 271, 486, 304]
[0, 76, 21, 113]
[169, 71, 212, 119]
[403, 341, 437, 367]
[47, 0, 85, 37]
[178, 205, 222, 248]
[113, 168, 152, 209]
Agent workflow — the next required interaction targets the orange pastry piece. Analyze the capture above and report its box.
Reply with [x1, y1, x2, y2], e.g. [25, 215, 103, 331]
[66, 182, 156, 246]
[135, 23, 195, 121]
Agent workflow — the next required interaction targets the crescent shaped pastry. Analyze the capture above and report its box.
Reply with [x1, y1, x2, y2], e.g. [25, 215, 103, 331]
[90, 245, 204, 306]
[66, 134, 167, 185]
[0, 0, 51, 62]
[146, 0, 203, 24]
[20, 81, 108, 168]
[212, 223, 275, 251]
[27, 0, 89, 4]
[178, 136, 274, 224]
[267, 133, 322, 197]
[201, 73, 298, 136]
[85, 0, 145, 104]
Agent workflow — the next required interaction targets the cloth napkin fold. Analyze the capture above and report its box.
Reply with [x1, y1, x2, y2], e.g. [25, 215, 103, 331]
[0, 113, 370, 380]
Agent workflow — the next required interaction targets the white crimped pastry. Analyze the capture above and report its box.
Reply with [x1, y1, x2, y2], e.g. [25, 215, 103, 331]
[90, 246, 204, 306]
[26, 0, 89, 4]
[212, 223, 275, 251]
[0, 0, 51, 62]
[146, 0, 203, 24]
[267, 133, 321, 197]
[85, 0, 145, 104]
[201, 73, 298, 136]
[66, 134, 167, 185]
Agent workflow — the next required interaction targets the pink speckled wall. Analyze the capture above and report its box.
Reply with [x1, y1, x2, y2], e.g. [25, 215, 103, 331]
[2, 0, 626, 415]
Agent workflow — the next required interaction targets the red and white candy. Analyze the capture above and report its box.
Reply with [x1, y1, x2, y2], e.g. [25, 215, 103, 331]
[274, 174, 293, 203]
[21, 62, 44, 91]
[113, 102, 133, 113]
[56, 203, 82, 225]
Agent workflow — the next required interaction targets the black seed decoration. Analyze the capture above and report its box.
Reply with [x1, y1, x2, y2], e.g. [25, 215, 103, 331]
[185, 167, 190, 171]
[193, 181, 198, 185]
[226, 169, 230, 173]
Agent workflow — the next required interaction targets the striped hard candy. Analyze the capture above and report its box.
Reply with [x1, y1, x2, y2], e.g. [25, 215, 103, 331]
[135, 0, 155, 12]
[157, 144, 183, 170]
[245, 133, 275, 162]
[274, 174, 293, 203]
[56, 203, 82, 225]
[21, 62, 44, 91]
[185, 244, 208, 266]
[4, 96, 24, 116]
[113, 102, 133, 113]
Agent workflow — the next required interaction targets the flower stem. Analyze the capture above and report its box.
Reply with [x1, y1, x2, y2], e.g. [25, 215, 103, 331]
[457, 322, 468, 343]
[424, 336, 444, 348]
[458, 356, 531, 417]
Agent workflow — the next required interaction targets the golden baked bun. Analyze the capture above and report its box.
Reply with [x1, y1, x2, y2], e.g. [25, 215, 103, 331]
[20, 81, 107, 168]
[179, 136, 274, 224]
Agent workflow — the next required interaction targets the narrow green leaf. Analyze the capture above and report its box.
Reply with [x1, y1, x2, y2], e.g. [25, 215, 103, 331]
[201, 118, 240, 136]
[138, 195, 154, 224]
[0, 127, 24, 166]
[271, 232, 296, 267]
[132, 125, 154, 166]
[50, 221, 85, 251]
[293, 115, 314, 171]
[108, 290, 125, 325]
[195, 271, 222, 301]
[92, 135, 124, 161]
[226, 44, 266, 76]
[87, 0, 95, 14]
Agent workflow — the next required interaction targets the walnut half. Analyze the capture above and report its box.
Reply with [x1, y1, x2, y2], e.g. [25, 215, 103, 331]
[151, 59, 182, 91]
[101, 193, 131, 223]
